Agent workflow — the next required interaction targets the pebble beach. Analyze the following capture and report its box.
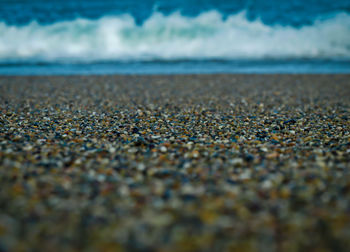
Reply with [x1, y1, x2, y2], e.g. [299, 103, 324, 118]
[0, 74, 350, 251]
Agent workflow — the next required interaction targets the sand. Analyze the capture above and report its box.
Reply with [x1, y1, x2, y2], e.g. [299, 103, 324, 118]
[0, 74, 350, 251]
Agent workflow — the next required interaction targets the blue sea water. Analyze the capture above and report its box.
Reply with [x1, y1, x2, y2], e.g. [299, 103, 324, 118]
[0, 0, 350, 74]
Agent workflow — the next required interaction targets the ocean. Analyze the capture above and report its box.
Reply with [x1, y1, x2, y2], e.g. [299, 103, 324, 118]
[0, 0, 350, 74]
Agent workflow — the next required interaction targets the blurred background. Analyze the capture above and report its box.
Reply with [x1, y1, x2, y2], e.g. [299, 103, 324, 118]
[0, 0, 349, 74]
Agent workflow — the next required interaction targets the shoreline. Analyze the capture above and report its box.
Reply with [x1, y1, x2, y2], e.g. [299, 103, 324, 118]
[1, 59, 350, 76]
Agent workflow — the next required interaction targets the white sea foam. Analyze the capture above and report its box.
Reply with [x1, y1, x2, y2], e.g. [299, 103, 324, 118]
[0, 11, 349, 63]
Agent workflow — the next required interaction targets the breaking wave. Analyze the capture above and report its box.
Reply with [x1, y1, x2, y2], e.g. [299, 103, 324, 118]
[0, 10, 349, 63]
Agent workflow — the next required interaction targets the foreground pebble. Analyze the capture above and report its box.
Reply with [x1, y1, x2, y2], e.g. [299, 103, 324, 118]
[0, 74, 349, 251]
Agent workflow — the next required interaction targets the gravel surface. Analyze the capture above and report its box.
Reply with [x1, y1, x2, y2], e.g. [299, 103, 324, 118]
[0, 74, 350, 251]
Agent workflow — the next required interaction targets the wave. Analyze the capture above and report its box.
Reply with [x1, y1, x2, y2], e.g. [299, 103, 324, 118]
[0, 11, 349, 63]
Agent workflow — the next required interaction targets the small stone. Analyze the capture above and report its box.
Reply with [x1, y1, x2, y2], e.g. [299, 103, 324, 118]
[230, 158, 243, 166]
[262, 180, 273, 189]
[137, 163, 146, 171]
[266, 152, 279, 159]
[239, 170, 251, 180]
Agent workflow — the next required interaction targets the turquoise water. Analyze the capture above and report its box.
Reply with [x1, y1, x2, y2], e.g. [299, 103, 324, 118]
[0, 0, 349, 74]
